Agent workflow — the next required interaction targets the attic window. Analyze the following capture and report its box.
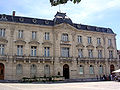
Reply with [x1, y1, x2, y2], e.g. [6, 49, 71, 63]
[77, 25, 81, 28]
[19, 18, 24, 22]
[87, 26, 91, 30]
[32, 19, 37, 23]
[45, 21, 49, 24]
[0, 14, 7, 21]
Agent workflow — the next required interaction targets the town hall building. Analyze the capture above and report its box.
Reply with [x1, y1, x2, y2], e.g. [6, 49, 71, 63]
[0, 11, 119, 80]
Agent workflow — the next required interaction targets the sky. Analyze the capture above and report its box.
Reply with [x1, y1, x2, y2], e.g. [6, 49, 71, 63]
[0, 0, 120, 49]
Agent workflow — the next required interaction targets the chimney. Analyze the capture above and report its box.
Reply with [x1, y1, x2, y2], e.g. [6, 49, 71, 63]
[12, 11, 15, 16]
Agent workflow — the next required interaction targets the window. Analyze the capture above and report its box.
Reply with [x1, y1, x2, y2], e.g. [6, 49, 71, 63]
[31, 46, 37, 56]
[108, 39, 112, 46]
[45, 32, 49, 40]
[78, 36, 82, 43]
[61, 47, 69, 57]
[32, 31, 36, 40]
[79, 65, 84, 74]
[78, 49, 83, 58]
[62, 33, 68, 41]
[17, 45, 23, 56]
[30, 64, 37, 77]
[109, 50, 113, 59]
[89, 65, 94, 74]
[98, 50, 102, 58]
[16, 64, 23, 75]
[0, 29, 5, 37]
[119, 55, 120, 59]
[88, 37, 92, 44]
[18, 30, 23, 38]
[44, 47, 50, 57]
[97, 38, 101, 45]
[99, 65, 103, 74]
[88, 49, 93, 58]
[44, 65, 50, 77]
[0, 45, 4, 55]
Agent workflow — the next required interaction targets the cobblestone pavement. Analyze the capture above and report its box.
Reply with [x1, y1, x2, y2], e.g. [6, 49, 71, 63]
[0, 81, 119, 90]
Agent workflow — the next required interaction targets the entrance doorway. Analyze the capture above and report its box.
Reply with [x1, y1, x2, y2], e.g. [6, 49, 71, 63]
[110, 64, 115, 75]
[63, 64, 69, 79]
[0, 63, 4, 80]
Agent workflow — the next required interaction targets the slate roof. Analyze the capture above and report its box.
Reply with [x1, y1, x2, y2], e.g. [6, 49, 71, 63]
[0, 12, 114, 34]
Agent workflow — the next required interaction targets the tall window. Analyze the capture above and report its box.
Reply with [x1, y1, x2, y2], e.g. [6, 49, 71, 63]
[45, 32, 49, 40]
[88, 37, 92, 44]
[44, 47, 50, 57]
[99, 65, 103, 74]
[109, 50, 113, 59]
[17, 45, 23, 56]
[16, 64, 23, 75]
[108, 39, 112, 46]
[18, 30, 23, 38]
[31, 46, 37, 56]
[98, 50, 102, 58]
[78, 36, 82, 43]
[89, 65, 94, 74]
[78, 49, 83, 58]
[62, 33, 68, 41]
[88, 49, 93, 58]
[30, 64, 37, 77]
[0, 29, 5, 37]
[79, 65, 84, 74]
[0, 45, 4, 55]
[97, 38, 101, 45]
[61, 47, 69, 57]
[32, 31, 36, 40]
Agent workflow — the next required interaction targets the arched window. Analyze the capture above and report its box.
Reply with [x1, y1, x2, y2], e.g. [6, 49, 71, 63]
[30, 64, 37, 77]
[16, 64, 23, 75]
[89, 65, 94, 74]
[44, 64, 50, 77]
[99, 65, 103, 74]
[62, 33, 68, 41]
[79, 65, 84, 74]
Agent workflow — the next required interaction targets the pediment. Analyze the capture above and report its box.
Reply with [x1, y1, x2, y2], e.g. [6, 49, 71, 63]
[54, 23, 76, 31]
[28, 40, 40, 45]
[96, 45, 103, 49]
[42, 41, 52, 46]
[107, 46, 114, 49]
[76, 43, 84, 48]
[15, 40, 26, 44]
[0, 37, 8, 43]
[86, 44, 94, 49]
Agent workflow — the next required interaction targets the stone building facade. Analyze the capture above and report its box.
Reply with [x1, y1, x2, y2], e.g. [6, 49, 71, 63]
[0, 12, 119, 80]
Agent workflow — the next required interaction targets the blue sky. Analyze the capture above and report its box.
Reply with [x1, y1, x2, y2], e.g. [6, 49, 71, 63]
[0, 0, 120, 49]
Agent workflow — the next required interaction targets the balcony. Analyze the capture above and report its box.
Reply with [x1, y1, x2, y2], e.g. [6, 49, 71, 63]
[107, 58, 117, 62]
[0, 36, 8, 43]
[60, 40, 71, 46]
[59, 57, 73, 62]
[0, 55, 7, 60]
[14, 55, 53, 62]
[77, 57, 105, 63]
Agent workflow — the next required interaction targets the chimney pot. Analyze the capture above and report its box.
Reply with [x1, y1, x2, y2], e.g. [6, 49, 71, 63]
[13, 11, 15, 16]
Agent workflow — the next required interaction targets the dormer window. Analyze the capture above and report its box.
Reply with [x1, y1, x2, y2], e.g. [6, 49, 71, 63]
[62, 33, 68, 41]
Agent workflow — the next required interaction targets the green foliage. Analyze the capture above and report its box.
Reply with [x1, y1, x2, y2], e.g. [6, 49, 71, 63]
[50, 0, 81, 6]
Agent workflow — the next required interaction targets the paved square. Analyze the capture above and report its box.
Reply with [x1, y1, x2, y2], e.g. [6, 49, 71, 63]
[0, 81, 119, 90]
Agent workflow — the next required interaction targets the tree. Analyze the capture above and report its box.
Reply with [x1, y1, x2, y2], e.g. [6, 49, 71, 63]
[50, 0, 81, 6]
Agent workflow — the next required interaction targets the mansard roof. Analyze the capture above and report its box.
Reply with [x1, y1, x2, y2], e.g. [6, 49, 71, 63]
[0, 12, 114, 34]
